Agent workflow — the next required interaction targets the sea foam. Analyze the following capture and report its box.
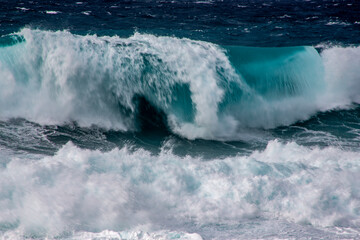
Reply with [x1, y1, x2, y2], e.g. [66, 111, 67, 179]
[0, 140, 360, 238]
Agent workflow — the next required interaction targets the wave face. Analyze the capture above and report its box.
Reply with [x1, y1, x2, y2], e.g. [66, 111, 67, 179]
[1, 141, 360, 239]
[0, 29, 359, 139]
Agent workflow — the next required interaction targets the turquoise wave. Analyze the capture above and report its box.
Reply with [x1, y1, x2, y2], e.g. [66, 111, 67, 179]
[224, 45, 323, 98]
[0, 29, 358, 140]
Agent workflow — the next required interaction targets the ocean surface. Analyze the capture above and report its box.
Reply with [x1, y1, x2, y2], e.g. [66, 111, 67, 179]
[0, 0, 360, 239]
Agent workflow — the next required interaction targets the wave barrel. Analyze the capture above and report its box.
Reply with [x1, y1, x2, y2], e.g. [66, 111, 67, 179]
[224, 45, 324, 99]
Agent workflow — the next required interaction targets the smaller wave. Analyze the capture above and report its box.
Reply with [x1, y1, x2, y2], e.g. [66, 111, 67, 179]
[45, 11, 61, 15]
[1, 141, 360, 238]
[325, 21, 351, 26]
[16, 7, 30, 11]
[82, 11, 91, 15]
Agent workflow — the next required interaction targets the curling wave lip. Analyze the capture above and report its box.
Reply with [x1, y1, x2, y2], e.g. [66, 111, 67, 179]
[0, 29, 359, 140]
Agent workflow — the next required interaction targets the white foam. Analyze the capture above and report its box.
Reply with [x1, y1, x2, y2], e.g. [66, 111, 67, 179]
[1, 229, 203, 240]
[82, 11, 91, 15]
[16, 7, 30, 11]
[319, 46, 360, 110]
[71, 230, 203, 240]
[325, 21, 351, 26]
[0, 141, 360, 238]
[45, 11, 60, 15]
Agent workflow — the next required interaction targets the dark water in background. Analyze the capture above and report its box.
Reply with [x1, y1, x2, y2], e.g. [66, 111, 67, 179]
[1, 0, 359, 46]
[1, 1, 360, 239]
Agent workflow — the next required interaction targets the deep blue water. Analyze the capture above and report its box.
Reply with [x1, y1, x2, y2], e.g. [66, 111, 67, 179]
[1, 1, 360, 239]
[1, 0, 359, 46]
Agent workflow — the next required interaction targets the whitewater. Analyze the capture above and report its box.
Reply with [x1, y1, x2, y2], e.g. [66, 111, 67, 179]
[2, 139, 360, 239]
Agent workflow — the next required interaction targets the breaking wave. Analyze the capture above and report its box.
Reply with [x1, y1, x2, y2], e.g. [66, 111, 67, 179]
[0, 29, 359, 139]
[1, 140, 360, 239]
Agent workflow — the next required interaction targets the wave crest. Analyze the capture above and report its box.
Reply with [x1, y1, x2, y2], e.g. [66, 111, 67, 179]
[0, 29, 359, 139]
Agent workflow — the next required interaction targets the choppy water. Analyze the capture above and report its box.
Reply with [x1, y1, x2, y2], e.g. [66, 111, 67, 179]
[1, 1, 360, 239]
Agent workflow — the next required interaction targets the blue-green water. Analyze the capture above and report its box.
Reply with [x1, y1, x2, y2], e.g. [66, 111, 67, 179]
[0, 1, 360, 239]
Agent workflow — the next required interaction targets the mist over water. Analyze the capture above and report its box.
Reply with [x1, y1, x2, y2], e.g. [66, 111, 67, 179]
[0, 0, 360, 239]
